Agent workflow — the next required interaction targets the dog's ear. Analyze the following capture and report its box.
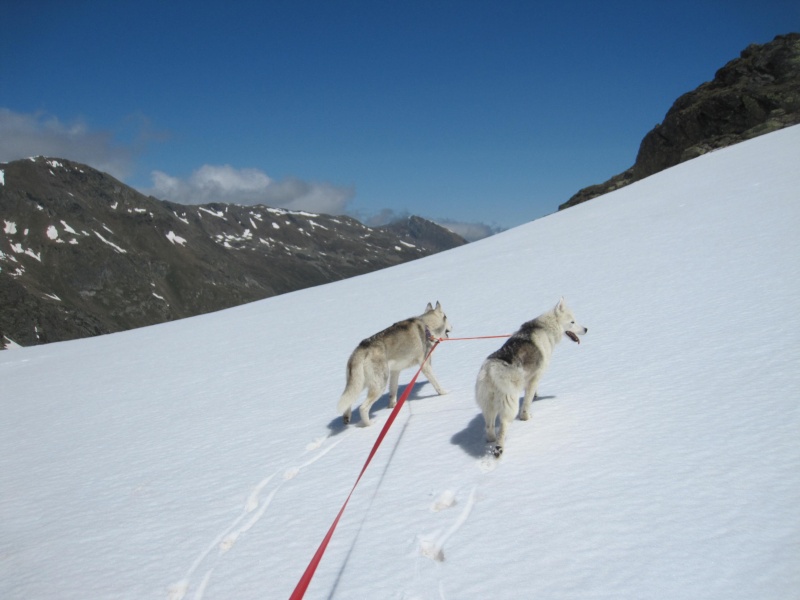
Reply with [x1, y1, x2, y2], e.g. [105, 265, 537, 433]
[435, 301, 441, 311]
[426, 302, 433, 312]
[556, 297, 566, 313]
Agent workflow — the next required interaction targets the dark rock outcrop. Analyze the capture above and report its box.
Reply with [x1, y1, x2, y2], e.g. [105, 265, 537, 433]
[561, 33, 800, 210]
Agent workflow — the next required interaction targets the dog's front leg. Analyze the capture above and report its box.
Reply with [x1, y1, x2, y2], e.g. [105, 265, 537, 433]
[519, 378, 540, 421]
[421, 361, 447, 396]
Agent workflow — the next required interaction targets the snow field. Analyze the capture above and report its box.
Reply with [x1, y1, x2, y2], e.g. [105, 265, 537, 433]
[1, 125, 799, 599]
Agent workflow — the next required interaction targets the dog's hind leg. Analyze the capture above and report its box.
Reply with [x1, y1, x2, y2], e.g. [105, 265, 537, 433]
[387, 370, 400, 408]
[358, 358, 389, 426]
[483, 404, 498, 443]
[337, 354, 366, 425]
[359, 380, 386, 426]
[494, 394, 519, 457]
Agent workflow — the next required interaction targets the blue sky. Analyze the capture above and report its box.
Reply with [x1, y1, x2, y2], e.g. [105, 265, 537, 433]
[2, 1, 797, 239]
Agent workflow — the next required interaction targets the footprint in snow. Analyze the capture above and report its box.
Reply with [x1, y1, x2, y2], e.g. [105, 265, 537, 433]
[284, 436, 346, 480]
[476, 444, 502, 473]
[167, 580, 188, 600]
[221, 486, 281, 552]
[168, 436, 346, 598]
[305, 435, 329, 452]
[419, 486, 478, 562]
[430, 490, 457, 512]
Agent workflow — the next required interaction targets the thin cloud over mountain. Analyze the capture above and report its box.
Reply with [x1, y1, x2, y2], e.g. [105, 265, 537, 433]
[147, 164, 356, 214]
[1, 106, 499, 240]
[0, 108, 135, 180]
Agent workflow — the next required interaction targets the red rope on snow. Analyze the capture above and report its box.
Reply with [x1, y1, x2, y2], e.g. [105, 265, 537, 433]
[288, 332, 509, 599]
[288, 339, 441, 600]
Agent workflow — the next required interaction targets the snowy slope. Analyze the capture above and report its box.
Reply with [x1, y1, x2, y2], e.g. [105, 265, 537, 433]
[2, 126, 799, 600]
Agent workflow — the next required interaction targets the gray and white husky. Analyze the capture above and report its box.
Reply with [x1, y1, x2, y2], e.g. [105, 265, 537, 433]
[476, 298, 587, 457]
[338, 302, 452, 426]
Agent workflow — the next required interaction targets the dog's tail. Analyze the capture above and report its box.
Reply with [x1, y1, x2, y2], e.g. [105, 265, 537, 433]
[337, 349, 366, 415]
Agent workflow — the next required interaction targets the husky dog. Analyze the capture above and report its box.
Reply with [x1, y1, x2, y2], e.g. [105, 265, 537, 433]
[476, 298, 587, 457]
[338, 302, 452, 426]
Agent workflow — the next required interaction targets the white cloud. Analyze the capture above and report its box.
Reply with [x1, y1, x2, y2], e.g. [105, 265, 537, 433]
[362, 208, 411, 227]
[0, 108, 134, 179]
[433, 219, 505, 242]
[148, 165, 356, 215]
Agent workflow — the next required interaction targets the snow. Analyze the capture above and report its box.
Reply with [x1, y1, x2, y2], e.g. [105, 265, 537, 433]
[1, 126, 799, 600]
[166, 231, 188, 246]
[3, 337, 22, 349]
[198, 207, 226, 219]
[93, 230, 127, 254]
[3, 220, 16, 234]
[60, 220, 78, 235]
[0, 169, 4, 185]
[265, 207, 320, 218]
[9, 242, 41, 262]
[46, 225, 59, 240]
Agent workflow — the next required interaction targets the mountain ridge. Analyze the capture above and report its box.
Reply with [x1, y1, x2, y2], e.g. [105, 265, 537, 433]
[0, 156, 465, 347]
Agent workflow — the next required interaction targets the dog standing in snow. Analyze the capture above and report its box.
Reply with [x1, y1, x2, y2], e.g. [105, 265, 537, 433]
[475, 298, 587, 457]
[338, 302, 452, 426]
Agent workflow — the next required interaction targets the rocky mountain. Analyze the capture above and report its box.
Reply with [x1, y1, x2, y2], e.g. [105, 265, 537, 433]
[560, 33, 800, 210]
[0, 157, 465, 347]
[381, 215, 468, 252]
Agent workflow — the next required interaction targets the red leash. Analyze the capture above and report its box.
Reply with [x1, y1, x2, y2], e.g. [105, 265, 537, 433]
[288, 339, 442, 600]
[288, 332, 510, 599]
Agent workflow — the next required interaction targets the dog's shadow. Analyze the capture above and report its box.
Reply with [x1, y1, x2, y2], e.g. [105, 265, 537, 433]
[450, 395, 556, 458]
[325, 381, 434, 435]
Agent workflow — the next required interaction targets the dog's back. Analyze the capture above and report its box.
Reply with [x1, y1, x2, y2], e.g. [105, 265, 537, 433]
[487, 319, 549, 369]
[356, 317, 428, 370]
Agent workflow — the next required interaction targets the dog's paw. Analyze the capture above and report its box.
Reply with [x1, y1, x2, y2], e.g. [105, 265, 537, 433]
[519, 411, 530, 421]
[342, 414, 350, 425]
[492, 445, 503, 458]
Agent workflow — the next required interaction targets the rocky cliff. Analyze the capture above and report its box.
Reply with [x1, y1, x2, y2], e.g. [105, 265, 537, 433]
[560, 33, 800, 210]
